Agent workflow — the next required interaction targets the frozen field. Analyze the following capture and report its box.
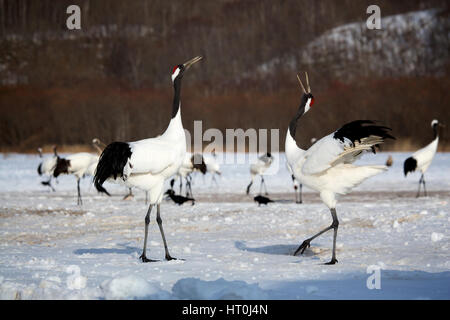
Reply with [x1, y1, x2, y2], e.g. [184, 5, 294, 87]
[0, 152, 449, 300]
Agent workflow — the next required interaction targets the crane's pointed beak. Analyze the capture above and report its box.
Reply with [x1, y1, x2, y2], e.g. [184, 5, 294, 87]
[183, 56, 203, 70]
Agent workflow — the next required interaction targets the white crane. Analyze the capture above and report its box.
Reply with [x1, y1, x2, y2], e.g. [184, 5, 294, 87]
[176, 152, 195, 197]
[404, 119, 443, 197]
[173, 152, 206, 198]
[285, 72, 394, 264]
[54, 151, 108, 205]
[37, 145, 58, 191]
[246, 153, 273, 195]
[94, 56, 202, 263]
[204, 151, 221, 184]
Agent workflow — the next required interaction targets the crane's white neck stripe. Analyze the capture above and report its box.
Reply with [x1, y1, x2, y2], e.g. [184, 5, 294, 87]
[171, 68, 180, 82]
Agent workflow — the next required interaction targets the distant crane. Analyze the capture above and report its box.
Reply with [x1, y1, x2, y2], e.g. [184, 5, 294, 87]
[204, 151, 221, 184]
[94, 56, 202, 262]
[37, 145, 58, 191]
[175, 152, 206, 198]
[286, 72, 394, 264]
[404, 119, 444, 197]
[246, 153, 273, 195]
[54, 151, 109, 205]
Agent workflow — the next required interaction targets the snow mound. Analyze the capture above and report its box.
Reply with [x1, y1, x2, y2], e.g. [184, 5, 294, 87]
[172, 277, 269, 300]
[100, 275, 171, 300]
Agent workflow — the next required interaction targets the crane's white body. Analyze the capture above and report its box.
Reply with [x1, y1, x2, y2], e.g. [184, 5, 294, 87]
[246, 153, 273, 195]
[39, 154, 58, 177]
[65, 152, 99, 179]
[285, 129, 387, 209]
[204, 154, 221, 176]
[250, 154, 272, 178]
[410, 137, 439, 174]
[110, 109, 186, 204]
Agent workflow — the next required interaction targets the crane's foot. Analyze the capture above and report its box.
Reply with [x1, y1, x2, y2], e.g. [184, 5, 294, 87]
[165, 254, 184, 261]
[139, 254, 159, 263]
[324, 258, 338, 265]
[294, 239, 311, 256]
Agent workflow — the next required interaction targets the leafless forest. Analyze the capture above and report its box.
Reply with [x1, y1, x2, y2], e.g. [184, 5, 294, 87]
[0, 0, 449, 152]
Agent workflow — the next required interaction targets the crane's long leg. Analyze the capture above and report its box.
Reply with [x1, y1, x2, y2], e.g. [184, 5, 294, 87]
[186, 175, 193, 198]
[123, 188, 133, 200]
[294, 208, 339, 265]
[422, 174, 427, 197]
[156, 204, 178, 261]
[325, 209, 339, 265]
[76, 178, 82, 205]
[298, 184, 303, 204]
[211, 174, 218, 186]
[261, 176, 268, 195]
[179, 176, 183, 195]
[246, 181, 253, 195]
[140, 204, 158, 263]
[416, 174, 426, 198]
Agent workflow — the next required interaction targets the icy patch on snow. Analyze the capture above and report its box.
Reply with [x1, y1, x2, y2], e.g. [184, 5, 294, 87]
[172, 277, 269, 300]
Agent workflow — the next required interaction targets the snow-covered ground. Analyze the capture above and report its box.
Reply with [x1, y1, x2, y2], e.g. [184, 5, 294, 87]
[0, 152, 449, 300]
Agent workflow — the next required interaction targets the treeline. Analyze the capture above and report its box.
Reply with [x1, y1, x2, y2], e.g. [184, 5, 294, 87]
[0, 0, 448, 151]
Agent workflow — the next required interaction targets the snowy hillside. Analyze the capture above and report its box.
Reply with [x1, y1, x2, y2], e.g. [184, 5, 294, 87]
[0, 152, 449, 300]
[253, 8, 450, 80]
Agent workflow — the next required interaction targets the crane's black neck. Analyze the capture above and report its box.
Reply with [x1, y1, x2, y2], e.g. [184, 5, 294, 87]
[172, 77, 182, 118]
[289, 94, 309, 139]
[433, 124, 439, 139]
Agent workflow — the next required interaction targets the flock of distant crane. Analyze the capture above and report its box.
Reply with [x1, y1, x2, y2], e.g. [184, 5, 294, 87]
[36, 56, 443, 264]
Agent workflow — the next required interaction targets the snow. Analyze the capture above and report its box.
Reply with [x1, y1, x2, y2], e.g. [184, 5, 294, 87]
[0, 152, 449, 300]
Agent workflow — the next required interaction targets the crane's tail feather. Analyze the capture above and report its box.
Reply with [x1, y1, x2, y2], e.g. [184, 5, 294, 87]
[94, 142, 132, 192]
[97, 184, 111, 196]
[403, 157, 417, 176]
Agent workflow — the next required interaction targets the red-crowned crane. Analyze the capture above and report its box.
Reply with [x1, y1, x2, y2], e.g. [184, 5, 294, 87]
[404, 119, 444, 197]
[174, 152, 206, 198]
[37, 145, 58, 191]
[94, 56, 202, 262]
[54, 152, 109, 205]
[285, 72, 394, 264]
[246, 153, 273, 195]
[204, 151, 221, 185]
